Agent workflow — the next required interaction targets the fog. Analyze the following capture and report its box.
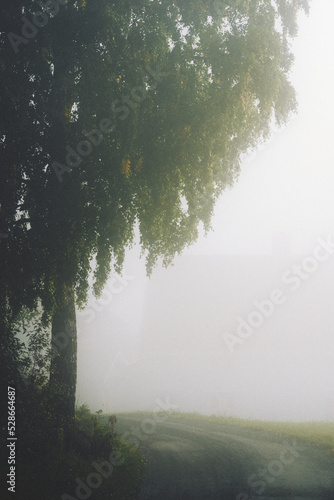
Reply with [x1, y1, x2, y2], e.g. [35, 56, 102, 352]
[76, 1, 334, 422]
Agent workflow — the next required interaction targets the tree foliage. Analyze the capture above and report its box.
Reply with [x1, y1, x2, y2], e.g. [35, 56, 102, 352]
[1, 0, 309, 322]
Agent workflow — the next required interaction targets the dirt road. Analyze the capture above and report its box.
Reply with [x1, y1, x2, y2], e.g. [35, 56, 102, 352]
[116, 414, 334, 500]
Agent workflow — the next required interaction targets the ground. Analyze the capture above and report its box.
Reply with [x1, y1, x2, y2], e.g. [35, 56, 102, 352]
[116, 413, 334, 500]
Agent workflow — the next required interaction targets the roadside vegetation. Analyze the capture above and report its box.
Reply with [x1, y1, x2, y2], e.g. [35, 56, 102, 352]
[7, 402, 145, 500]
[1, 310, 144, 499]
[2, 378, 144, 500]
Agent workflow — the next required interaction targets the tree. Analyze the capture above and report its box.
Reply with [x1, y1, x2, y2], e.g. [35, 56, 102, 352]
[0, 0, 309, 425]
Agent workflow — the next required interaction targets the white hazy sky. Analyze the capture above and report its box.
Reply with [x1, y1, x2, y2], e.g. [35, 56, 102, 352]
[182, 0, 334, 257]
[77, 1, 334, 421]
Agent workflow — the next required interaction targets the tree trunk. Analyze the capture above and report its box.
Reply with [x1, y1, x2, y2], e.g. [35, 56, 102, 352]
[49, 283, 77, 425]
[46, 20, 78, 435]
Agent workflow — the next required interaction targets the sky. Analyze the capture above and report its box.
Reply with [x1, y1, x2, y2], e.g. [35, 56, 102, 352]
[184, 0, 334, 256]
[76, 0, 334, 421]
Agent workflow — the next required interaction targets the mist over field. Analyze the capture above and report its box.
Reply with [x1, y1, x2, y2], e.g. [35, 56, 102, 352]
[76, 240, 334, 422]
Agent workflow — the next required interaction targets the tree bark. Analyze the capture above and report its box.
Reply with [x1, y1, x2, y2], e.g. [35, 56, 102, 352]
[49, 283, 77, 425]
[46, 19, 78, 433]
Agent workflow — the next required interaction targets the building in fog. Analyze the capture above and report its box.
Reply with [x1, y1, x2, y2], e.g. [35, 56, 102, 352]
[136, 249, 334, 420]
[78, 241, 334, 421]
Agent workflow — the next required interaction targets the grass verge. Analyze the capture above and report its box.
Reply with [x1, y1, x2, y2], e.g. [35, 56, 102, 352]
[2, 405, 145, 500]
[171, 411, 334, 454]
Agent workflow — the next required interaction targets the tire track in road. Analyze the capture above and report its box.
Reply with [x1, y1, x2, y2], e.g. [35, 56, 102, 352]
[116, 415, 334, 500]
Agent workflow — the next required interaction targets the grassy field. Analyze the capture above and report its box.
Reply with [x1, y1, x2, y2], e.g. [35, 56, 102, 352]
[169, 411, 334, 454]
[114, 409, 334, 455]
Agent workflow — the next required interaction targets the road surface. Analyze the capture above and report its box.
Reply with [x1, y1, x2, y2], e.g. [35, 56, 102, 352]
[116, 414, 334, 500]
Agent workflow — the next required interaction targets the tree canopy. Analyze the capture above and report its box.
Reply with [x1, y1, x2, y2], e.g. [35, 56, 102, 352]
[1, 0, 309, 323]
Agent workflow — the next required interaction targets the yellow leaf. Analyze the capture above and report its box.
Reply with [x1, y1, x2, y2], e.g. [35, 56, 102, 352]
[121, 157, 131, 178]
[64, 105, 72, 123]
